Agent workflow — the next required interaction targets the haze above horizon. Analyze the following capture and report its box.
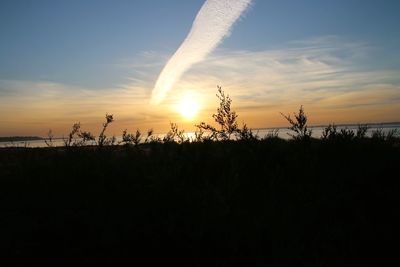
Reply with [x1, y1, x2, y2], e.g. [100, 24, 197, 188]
[1, 0, 399, 136]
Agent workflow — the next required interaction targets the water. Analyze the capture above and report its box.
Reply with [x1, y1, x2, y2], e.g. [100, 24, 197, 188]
[256, 123, 400, 140]
[1, 123, 399, 148]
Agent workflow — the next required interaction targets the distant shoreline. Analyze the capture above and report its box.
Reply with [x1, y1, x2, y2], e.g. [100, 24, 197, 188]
[1, 121, 399, 143]
[0, 136, 44, 142]
[253, 121, 400, 131]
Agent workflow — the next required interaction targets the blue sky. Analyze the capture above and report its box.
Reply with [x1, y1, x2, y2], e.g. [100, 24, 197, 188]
[1, 0, 400, 135]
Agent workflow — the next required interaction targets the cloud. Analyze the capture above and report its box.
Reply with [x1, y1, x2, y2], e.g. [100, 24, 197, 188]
[1, 36, 400, 135]
[151, 0, 252, 104]
[0, 79, 175, 136]
[175, 37, 399, 101]
[159, 36, 400, 125]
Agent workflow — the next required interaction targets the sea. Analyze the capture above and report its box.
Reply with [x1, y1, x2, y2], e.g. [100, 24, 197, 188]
[1, 123, 399, 148]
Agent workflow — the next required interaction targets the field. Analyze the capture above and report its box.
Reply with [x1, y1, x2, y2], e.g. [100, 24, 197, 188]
[1, 137, 398, 266]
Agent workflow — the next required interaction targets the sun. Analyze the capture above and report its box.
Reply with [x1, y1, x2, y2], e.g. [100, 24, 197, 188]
[177, 92, 200, 120]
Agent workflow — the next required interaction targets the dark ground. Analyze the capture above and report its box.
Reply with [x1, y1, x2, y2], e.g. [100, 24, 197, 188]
[0, 138, 399, 266]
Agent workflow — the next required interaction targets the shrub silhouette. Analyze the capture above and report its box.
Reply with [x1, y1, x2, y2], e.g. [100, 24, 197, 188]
[339, 127, 355, 141]
[61, 114, 116, 147]
[44, 129, 54, 147]
[98, 114, 115, 146]
[121, 129, 141, 146]
[63, 122, 81, 146]
[264, 128, 279, 139]
[196, 86, 239, 141]
[144, 129, 156, 143]
[43, 88, 399, 147]
[356, 124, 369, 138]
[193, 127, 206, 142]
[385, 129, 399, 141]
[281, 105, 312, 140]
[322, 124, 368, 141]
[372, 127, 399, 141]
[163, 123, 187, 143]
[321, 124, 338, 140]
[237, 123, 258, 141]
[78, 131, 95, 145]
[55, 87, 258, 145]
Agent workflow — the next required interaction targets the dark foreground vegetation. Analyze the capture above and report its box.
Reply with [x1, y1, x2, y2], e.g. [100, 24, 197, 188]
[1, 87, 399, 266]
[1, 138, 399, 266]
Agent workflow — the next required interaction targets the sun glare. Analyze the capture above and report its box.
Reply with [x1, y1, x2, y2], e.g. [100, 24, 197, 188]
[177, 92, 200, 120]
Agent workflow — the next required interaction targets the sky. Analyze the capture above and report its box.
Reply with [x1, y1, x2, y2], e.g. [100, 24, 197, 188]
[1, 0, 400, 136]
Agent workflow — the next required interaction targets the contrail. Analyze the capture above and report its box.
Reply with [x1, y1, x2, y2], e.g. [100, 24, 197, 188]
[151, 0, 252, 104]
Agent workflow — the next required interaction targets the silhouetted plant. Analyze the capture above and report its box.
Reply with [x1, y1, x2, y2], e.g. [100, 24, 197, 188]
[322, 124, 368, 141]
[105, 135, 116, 146]
[193, 127, 205, 142]
[63, 122, 81, 147]
[147, 129, 162, 143]
[163, 123, 187, 143]
[44, 129, 54, 147]
[338, 128, 355, 141]
[78, 131, 95, 146]
[196, 86, 239, 141]
[281, 105, 312, 140]
[98, 114, 114, 147]
[237, 123, 258, 141]
[121, 129, 142, 146]
[264, 128, 279, 139]
[120, 130, 131, 145]
[372, 127, 399, 141]
[356, 124, 369, 139]
[62, 122, 95, 146]
[386, 129, 399, 141]
[371, 127, 384, 140]
[133, 130, 142, 145]
[163, 124, 175, 143]
[195, 122, 218, 140]
[321, 124, 338, 140]
[144, 129, 154, 143]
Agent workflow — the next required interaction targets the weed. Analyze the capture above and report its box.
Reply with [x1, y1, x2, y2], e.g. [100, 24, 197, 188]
[121, 129, 142, 146]
[281, 105, 312, 140]
[44, 129, 54, 147]
[372, 127, 399, 141]
[78, 131, 95, 146]
[237, 123, 258, 141]
[98, 114, 114, 147]
[196, 86, 239, 141]
[63, 122, 81, 147]
[356, 124, 369, 139]
[321, 124, 337, 140]
[163, 123, 187, 143]
[339, 128, 355, 141]
[264, 128, 280, 139]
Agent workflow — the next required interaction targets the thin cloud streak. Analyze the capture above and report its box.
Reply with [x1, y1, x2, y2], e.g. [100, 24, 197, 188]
[1, 37, 400, 135]
[167, 37, 400, 125]
[151, 0, 252, 104]
[0, 79, 174, 136]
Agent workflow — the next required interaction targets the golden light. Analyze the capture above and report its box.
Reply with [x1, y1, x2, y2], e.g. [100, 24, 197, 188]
[176, 91, 201, 120]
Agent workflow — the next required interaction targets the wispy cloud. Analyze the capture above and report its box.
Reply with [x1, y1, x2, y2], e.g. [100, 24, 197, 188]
[151, 0, 252, 104]
[183, 39, 394, 91]
[164, 36, 400, 125]
[1, 36, 400, 135]
[0, 79, 174, 136]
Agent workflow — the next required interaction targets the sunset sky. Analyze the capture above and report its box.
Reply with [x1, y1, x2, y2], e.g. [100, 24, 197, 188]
[1, 0, 400, 137]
